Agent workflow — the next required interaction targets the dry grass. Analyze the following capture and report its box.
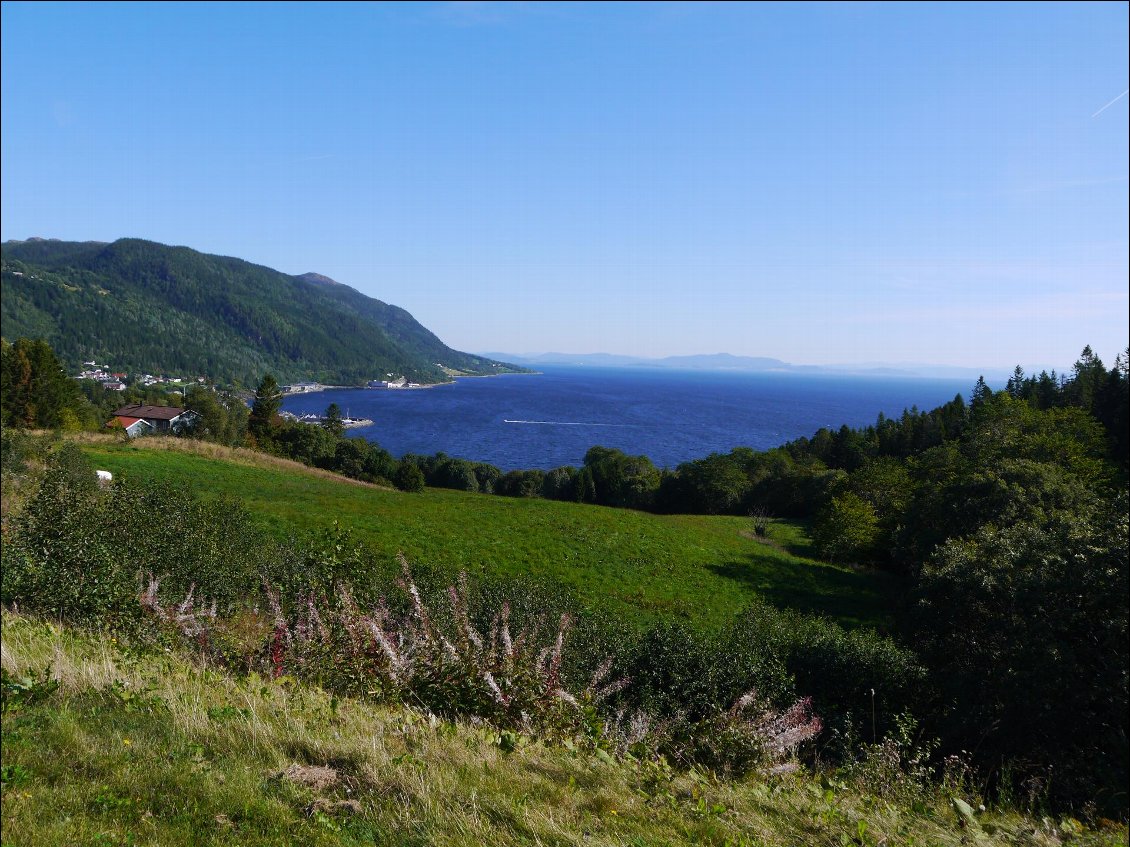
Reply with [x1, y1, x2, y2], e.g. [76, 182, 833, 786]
[3, 612, 1125, 847]
[67, 432, 387, 489]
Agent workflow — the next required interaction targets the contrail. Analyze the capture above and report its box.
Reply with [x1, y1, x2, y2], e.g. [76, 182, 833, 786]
[1092, 89, 1129, 118]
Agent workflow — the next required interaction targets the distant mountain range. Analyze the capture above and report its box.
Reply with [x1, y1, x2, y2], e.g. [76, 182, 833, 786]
[479, 351, 1015, 381]
[0, 238, 527, 386]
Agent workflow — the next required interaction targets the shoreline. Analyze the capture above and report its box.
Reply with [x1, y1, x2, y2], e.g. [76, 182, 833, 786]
[280, 370, 539, 398]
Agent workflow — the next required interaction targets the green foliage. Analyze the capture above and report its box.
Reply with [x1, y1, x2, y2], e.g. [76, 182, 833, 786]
[321, 403, 345, 439]
[812, 493, 879, 564]
[722, 601, 926, 750]
[583, 446, 661, 510]
[105, 481, 276, 613]
[895, 395, 1110, 570]
[620, 621, 744, 721]
[665, 451, 753, 515]
[913, 501, 1129, 812]
[0, 428, 32, 479]
[278, 522, 377, 605]
[271, 418, 338, 466]
[612, 598, 924, 766]
[497, 468, 547, 498]
[541, 465, 579, 500]
[395, 459, 425, 492]
[0, 337, 86, 429]
[431, 455, 483, 492]
[2, 454, 135, 624]
[3, 462, 281, 623]
[248, 374, 282, 443]
[1, 240, 527, 386]
[183, 385, 247, 446]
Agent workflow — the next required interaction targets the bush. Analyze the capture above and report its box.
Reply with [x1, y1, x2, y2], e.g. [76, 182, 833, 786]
[723, 600, 926, 754]
[912, 506, 1128, 813]
[541, 466, 579, 501]
[394, 460, 425, 492]
[2, 459, 135, 624]
[105, 480, 276, 613]
[4, 468, 284, 624]
[496, 469, 546, 498]
[812, 492, 879, 563]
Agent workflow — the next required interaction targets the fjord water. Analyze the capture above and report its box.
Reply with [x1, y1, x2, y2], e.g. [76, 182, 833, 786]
[282, 366, 974, 471]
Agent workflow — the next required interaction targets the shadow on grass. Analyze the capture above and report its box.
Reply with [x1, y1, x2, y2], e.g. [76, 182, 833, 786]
[705, 554, 900, 631]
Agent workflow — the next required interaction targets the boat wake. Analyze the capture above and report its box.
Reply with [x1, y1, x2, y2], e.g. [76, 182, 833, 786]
[503, 419, 634, 427]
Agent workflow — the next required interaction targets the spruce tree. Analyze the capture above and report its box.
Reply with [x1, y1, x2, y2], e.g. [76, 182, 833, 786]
[322, 403, 345, 439]
[248, 374, 282, 443]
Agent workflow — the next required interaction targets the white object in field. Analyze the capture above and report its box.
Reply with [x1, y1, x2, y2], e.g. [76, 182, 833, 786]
[96, 470, 113, 485]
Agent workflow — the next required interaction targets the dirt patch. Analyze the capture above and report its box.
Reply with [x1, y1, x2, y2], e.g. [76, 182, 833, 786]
[306, 798, 363, 817]
[281, 763, 340, 791]
[739, 530, 786, 551]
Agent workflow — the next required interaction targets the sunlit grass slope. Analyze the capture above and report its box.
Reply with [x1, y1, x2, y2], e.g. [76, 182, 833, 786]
[5, 614, 1123, 847]
[78, 438, 898, 632]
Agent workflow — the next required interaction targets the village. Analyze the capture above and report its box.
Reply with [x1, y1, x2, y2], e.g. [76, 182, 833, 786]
[77, 362, 432, 396]
[73, 363, 376, 436]
[75, 361, 206, 393]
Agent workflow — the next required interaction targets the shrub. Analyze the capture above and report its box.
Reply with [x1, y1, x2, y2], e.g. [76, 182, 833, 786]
[722, 600, 926, 756]
[394, 460, 425, 492]
[496, 469, 546, 498]
[251, 557, 623, 739]
[541, 466, 579, 501]
[4, 469, 283, 624]
[153, 558, 826, 776]
[3, 460, 135, 624]
[812, 492, 879, 563]
[653, 693, 822, 776]
[913, 506, 1129, 814]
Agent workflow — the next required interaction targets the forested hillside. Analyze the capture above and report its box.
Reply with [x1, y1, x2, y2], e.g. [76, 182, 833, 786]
[0, 238, 524, 386]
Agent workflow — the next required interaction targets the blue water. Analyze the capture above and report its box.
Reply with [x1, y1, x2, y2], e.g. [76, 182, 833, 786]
[281, 366, 974, 471]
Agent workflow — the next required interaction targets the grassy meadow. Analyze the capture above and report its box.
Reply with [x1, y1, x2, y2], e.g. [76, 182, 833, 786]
[76, 437, 899, 632]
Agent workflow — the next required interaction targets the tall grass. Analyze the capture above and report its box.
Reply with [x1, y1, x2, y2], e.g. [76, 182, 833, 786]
[4, 612, 1124, 847]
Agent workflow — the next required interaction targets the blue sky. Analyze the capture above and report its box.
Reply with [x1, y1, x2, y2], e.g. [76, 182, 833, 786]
[2, 2, 1126, 370]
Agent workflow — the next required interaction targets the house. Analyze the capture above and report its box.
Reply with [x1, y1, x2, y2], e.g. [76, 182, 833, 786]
[109, 404, 201, 436]
[107, 416, 156, 438]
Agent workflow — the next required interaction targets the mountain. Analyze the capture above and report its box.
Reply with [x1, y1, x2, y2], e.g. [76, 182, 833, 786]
[0, 238, 527, 386]
[295, 272, 343, 287]
[483, 351, 1015, 380]
[648, 352, 795, 371]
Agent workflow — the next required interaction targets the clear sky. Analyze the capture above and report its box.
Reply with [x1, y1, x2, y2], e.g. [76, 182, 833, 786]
[2, 2, 1127, 371]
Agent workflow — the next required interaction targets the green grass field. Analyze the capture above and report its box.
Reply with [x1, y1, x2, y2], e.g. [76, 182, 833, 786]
[79, 439, 900, 632]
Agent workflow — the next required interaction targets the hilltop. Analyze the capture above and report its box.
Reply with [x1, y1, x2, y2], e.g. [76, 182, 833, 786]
[0, 238, 527, 386]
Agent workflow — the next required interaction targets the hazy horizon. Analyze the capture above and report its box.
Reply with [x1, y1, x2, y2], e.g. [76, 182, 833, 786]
[2, 3, 1126, 369]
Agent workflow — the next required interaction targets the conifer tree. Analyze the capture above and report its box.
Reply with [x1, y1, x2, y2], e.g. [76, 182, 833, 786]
[248, 374, 282, 443]
[322, 403, 345, 439]
[0, 338, 83, 429]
